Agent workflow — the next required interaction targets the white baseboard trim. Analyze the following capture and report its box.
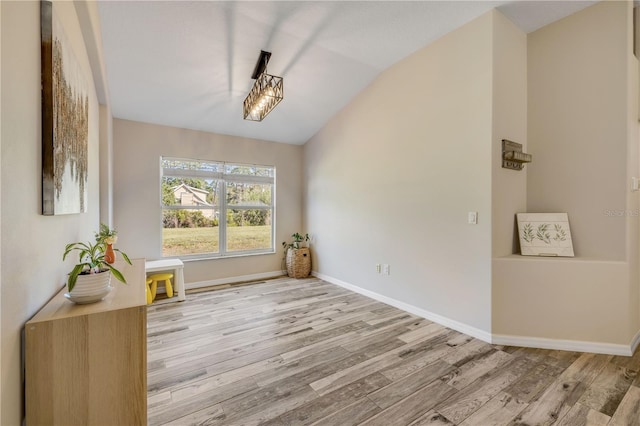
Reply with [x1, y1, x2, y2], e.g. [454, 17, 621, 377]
[491, 334, 633, 356]
[630, 328, 640, 355]
[160, 269, 640, 356]
[186, 271, 285, 291]
[312, 271, 639, 356]
[312, 271, 493, 344]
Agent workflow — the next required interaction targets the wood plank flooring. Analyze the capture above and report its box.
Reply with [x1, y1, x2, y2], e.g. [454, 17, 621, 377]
[147, 277, 640, 425]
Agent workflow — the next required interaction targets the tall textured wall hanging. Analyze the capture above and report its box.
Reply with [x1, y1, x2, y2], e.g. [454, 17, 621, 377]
[41, 0, 89, 215]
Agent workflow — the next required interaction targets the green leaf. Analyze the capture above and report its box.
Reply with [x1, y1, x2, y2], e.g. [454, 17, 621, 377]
[114, 249, 132, 265]
[536, 224, 551, 244]
[67, 263, 86, 292]
[522, 223, 535, 243]
[553, 223, 567, 241]
[107, 265, 127, 284]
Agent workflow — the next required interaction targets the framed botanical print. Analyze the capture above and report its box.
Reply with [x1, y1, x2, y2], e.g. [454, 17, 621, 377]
[517, 213, 574, 257]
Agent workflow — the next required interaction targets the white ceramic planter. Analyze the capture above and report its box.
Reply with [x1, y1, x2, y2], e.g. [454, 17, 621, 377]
[69, 270, 112, 298]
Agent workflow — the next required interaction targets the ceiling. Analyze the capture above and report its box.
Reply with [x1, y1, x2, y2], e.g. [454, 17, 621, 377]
[98, 1, 596, 145]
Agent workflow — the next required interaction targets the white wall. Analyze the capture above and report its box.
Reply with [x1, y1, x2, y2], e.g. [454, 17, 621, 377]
[1, 2, 102, 423]
[304, 12, 495, 334]
[112, 119, 303, 284]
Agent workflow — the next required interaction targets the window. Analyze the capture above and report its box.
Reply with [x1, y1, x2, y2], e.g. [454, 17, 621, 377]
[161, 157, 275, 258]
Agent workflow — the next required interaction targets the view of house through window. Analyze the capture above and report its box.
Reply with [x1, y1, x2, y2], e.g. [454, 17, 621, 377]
[161, 157, 275, 257]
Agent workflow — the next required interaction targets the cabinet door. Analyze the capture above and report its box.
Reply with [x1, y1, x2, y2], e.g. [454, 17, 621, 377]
[26, 306, 147, 425]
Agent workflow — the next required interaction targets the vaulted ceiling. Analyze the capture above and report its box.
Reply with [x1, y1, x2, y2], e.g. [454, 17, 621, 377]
[98, 1, 596, 145]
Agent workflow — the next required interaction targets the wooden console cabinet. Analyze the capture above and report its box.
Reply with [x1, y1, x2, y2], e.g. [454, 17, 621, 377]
[25, 259, 147, 425]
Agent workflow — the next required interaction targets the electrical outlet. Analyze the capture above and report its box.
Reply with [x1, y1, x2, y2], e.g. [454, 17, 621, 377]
[376, 264, 381, 274]
[383, 264, 390, 276]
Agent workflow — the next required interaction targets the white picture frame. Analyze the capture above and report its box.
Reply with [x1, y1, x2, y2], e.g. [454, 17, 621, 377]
[516, 213, 574, 257]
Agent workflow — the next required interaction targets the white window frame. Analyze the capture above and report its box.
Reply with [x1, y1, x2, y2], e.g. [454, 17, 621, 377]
[161, 157, 276, 260]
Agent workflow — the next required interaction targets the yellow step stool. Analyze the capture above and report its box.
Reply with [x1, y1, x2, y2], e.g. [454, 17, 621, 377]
[146, 278, 153, 305]
[147, 273, 174, 302]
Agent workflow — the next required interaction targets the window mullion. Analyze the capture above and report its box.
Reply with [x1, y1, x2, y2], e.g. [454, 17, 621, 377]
[225, 205, 272, 210]
[220, 180, 227, 256]
[221, 174, 273, 184]
[162, 205, 214, 210]
[271, 179, 275, 255]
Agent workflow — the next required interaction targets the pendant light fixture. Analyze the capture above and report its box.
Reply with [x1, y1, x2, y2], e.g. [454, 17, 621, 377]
[243, 50, 283, 121]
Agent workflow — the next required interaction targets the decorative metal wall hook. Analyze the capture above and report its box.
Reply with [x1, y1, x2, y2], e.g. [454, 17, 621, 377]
[502, 139, 532, 170]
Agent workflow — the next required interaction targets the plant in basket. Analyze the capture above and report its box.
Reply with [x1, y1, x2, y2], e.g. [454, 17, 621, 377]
[281, 232, 309, 250]
[282, 233, 311, 278]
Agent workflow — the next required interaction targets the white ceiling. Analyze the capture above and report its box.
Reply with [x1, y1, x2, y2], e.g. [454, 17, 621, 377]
[98, 1, 596, 145]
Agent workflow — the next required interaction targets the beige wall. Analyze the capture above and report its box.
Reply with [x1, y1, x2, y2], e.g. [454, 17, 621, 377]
[491, 11, 527, 257]
[489, 10, 529, 339]
[0, 1, 3, 419]
[112, 119, 303, 284]
[1, 1, 102, 423]
[527, 1, 628, 260]
[493, 1, 639, 347]
[626, 3, 640, 341]
[494, 257, 631, 344]
[99, 105, 113, 226]
[1, 5, 636, 425]
[304, 12, 495, 333]
[304, 2, 640, 350]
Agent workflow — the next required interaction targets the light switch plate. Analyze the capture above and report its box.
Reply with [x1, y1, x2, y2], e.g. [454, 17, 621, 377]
[468, 212, 478, 224]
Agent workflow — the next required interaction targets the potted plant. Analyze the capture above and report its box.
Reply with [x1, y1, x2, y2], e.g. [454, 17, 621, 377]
[95, 223, 121, 264]
[282, 233, 311, 278]
[63, 231, 132, 301]
[282, 232, 309, 250]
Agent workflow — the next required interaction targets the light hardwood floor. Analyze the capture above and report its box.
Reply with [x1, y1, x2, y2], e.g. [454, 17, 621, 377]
[147, 277, 640, 425]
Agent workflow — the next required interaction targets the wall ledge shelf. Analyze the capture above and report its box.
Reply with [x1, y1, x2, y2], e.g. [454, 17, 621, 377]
[494, 254, 626, 264]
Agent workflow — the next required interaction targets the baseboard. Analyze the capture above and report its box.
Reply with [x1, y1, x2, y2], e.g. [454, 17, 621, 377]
[312, 271, 639, 356]
[312, 271, 493, 344]
[630, 328, 640, 355]
[491, 334, 633, 356]
[158, 271, 286, 294]
[187, 270, 285, 291]
[159, 268, 640, 356]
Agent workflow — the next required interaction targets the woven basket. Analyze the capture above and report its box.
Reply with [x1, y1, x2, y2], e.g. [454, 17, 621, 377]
[286, 248, 311, 278]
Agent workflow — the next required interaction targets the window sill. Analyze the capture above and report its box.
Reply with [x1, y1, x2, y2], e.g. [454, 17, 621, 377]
[164, 250, 277, 263]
